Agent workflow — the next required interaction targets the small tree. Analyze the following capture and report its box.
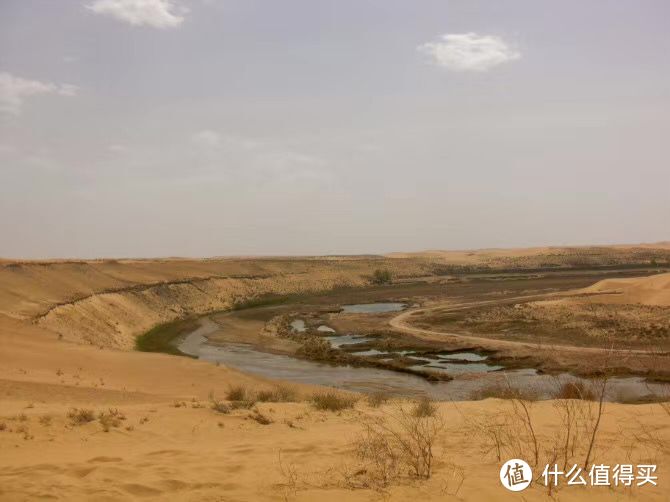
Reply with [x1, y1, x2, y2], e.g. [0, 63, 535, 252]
[372, 268, 392, 285]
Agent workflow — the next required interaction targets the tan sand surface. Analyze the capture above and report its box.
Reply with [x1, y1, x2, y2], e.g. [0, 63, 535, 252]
[1, 256, 669, 501]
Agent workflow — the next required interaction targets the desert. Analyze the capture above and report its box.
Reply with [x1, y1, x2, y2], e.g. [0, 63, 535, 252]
[1, 249, 669, 501]
[3, 2, 669, 500]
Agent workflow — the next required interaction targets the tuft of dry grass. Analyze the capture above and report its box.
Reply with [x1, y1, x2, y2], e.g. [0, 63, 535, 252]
[225, 385, 257, 409]
[412, 397, 437, 417]
[554, 381, 595, 400]
[67, 408, 96, 426]
[98, 409, 126, 432]
[367, 391, 390, 408]
[210, 400, 231, 414]
[256, 385, 299, 403]
[249, 410, 273, 425]
[311, 392, 356, 412]
[225, 385, 248, 402]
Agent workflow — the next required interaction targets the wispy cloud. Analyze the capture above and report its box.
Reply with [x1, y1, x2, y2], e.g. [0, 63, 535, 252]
[0, 72, 77, 115]
[86, 0, 186, 29]
[418, 33, 520, 72]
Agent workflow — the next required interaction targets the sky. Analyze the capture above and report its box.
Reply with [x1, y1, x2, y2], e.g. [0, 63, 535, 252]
[1, 0, 669, 258]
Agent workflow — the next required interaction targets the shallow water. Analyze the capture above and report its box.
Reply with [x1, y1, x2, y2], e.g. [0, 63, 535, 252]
[325, 334, 372, 348]
[341, 302, 406, 314]
[290, 319, 306, 332]
[438, 352, 489, 362]
[177, 327, 666, 402]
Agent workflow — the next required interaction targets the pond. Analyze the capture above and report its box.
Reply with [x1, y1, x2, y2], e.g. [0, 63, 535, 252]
[341, 302, 406, 314]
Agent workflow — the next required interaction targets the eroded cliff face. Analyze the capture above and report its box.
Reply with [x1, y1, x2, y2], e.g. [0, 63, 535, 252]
[0, 257, 433, 349]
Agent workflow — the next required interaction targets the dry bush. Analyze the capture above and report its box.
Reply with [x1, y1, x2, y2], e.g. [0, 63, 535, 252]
[256, 385, 299, 403]
[98, 409, 126, 432]
[249, 410, 273, 425]
[413, 396, 437, 417]
[226, 385, 257, 409]
[468, 380, 540, 467]
[439, 463, 466, 497]
[210, 399, 231, 414]
[553, 381, 595, 400]
[470, 375, 610, 497]
[0, 422, 6, 431]
[230, 399, 256, 410]
[311, 392, 356, 412]
[367, 391, 390, 408]
[354, 401, 445, 485]
[226, 385, 248, 401]
[67, 408, 96, 425]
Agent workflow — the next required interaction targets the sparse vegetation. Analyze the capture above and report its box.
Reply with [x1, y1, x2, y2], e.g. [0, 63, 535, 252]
[67, 408, 96, 425]
[210, 400, 231, 414]
[249, 410, 273, 425]
[256, 385, 299, 403]
[98, 409, 126, 432]
[225, 385, 257, 409]
[367, 391, 390, 408]
[554, 381, 595, 400]
[135, 318, 200, 356]
[225, 385, 249, 402]
[412, 396, 437, 417]
[354, 401, 445, 485]
[311, 392, 356, 412]
[371, 268, 392, 285]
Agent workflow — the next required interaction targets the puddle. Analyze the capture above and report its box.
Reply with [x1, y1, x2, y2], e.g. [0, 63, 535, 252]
[317, 325, 336, 333]
[341, 303, 406, 314]
[410, 362, 504, 375]
[325, 334, 372, 348]
[290, 319, 306, 332]
[437, 352, 489, 362]
[352, 349, 389, 357]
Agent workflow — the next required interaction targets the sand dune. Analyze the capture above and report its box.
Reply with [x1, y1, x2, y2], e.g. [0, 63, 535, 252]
[388, 243, 670, 269]
[580, 272, 670, 306]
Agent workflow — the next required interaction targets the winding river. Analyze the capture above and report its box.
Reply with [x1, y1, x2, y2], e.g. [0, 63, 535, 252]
[175, 304, 666, 403]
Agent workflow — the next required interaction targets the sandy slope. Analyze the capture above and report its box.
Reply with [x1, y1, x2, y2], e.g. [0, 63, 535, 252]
[0, 258, 432, 349]
[579, 272, 670, 306]
[0, 315, 667, 501]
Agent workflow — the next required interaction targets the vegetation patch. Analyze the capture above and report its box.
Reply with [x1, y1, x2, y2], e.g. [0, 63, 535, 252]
[311, 392, 357, 412]
[135, 318, 200, 356]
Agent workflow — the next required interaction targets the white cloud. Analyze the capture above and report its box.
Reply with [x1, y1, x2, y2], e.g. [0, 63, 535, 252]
[0, 72, 77, 115]
[87, 0, 186, 29]
[418, 33, 520, 72]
